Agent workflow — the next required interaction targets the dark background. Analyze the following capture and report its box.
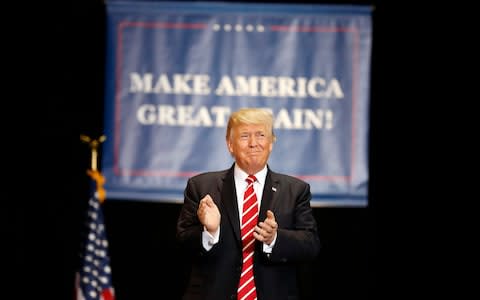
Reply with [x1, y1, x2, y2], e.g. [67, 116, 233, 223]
[16, 0, 396, 299]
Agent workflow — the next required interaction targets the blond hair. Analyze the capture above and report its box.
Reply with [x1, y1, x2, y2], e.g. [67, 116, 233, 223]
[226, 107, 276, 142]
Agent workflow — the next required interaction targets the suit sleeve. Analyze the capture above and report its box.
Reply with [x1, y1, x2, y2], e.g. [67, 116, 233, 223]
[176, 177, 206, 255]
[267, 182, 321, 263]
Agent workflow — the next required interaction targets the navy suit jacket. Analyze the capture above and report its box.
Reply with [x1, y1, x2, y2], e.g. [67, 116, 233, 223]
[176, 164, 320, 300]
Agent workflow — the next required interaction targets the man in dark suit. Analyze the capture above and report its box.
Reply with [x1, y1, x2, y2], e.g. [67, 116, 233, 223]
[176, 107, 320, 300]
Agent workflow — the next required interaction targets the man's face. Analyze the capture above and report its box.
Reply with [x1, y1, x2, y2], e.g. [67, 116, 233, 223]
[227, 123, 273, 174]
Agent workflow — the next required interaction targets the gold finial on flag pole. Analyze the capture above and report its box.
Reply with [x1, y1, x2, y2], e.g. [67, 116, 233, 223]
[80, 134, 106, 171]
[80, 134, 107, 203]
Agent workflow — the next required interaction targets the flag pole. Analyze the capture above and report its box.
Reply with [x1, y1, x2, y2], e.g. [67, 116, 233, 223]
[76, 134, 115, 300]
[80, 134, 106, 171]
[80, 134, 107, 203]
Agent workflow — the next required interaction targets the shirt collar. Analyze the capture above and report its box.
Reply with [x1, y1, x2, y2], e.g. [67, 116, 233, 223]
[234, 164, 267, 186]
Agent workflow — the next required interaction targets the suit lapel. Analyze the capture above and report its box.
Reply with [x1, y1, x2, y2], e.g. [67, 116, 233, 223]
[259, 168, 280, 219]
[220, 165, 242, 246]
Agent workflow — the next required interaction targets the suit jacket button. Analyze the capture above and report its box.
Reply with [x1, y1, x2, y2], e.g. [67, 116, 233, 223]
[230, 294, 236, 299]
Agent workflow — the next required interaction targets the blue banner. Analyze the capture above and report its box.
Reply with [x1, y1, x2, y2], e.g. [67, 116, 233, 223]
[102, 1, 372, 206]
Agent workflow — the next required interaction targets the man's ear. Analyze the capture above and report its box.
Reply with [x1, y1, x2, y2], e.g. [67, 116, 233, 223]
[226, 139, 233, 154]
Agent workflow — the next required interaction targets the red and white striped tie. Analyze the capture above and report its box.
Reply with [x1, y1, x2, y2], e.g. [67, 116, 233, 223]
[238, 174, 258, 300]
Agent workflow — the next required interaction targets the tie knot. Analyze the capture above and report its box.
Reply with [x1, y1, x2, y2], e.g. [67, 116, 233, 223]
[246, 175, 257, 184]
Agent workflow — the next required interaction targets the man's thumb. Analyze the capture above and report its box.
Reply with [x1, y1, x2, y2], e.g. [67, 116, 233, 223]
[266, 210, 275, 220]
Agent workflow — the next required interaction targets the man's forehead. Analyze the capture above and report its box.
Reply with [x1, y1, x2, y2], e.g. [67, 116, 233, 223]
[237, 124, 266, 132]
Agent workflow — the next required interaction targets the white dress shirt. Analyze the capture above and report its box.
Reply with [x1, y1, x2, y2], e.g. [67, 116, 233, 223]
[202, 164, 277, 252]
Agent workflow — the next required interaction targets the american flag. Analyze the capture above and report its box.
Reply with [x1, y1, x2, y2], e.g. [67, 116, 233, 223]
[75, 184, 115, 300]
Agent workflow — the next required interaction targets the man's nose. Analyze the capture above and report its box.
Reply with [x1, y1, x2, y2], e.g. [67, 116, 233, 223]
[248, 136, 258, 146]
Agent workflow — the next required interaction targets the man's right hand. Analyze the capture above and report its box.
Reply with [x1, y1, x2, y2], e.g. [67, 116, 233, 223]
[197, 194, 220, 234]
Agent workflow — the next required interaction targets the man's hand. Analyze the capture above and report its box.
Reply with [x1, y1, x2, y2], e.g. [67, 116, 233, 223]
[197, 194, 220, 234]
[254, 210, 278, 245]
